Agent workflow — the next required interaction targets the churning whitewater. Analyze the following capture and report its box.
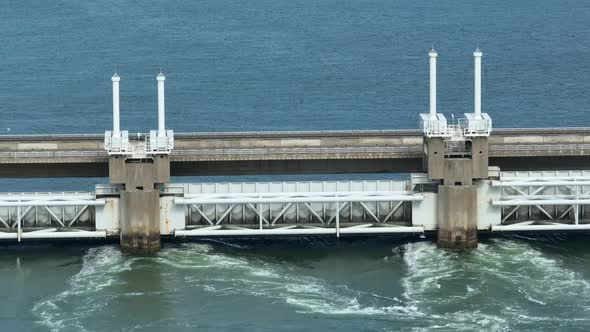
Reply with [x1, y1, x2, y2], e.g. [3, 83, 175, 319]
[30, 239, 590, 331]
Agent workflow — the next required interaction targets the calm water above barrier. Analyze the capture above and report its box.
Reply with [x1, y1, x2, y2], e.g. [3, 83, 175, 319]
[1, 0, 590, 330]
[0, 0, 589, 134]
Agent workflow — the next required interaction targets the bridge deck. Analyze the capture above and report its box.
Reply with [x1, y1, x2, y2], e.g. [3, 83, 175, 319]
[0, 128, 590, 177]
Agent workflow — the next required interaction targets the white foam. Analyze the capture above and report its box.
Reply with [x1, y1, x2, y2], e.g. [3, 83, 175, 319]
[34, 239, 590, 331]
[399, 239, 590, 331]
[160, 245, 421, 319]
[33, 246, 133, 332]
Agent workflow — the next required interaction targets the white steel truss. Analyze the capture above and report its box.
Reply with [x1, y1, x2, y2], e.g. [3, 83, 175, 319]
[491, 175, 590, 231]
[0, 192, 106, 241]
[174, 191, 423, 237]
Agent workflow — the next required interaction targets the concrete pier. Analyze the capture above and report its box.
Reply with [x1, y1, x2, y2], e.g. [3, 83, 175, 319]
[422, 134, 490, 249]
[437, 184, 478, 249]
[109, 156, 170, 254]
[425, 140, 489, 249]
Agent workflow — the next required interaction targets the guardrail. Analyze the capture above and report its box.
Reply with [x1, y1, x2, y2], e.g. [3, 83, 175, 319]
[0, 127, 589, 142]
[0, 151, 108, 158]
[170, 146, 425, 156]
[0, 129, 424, 141]
[490, 144, 590, 154]
[1, 143, 590, 159]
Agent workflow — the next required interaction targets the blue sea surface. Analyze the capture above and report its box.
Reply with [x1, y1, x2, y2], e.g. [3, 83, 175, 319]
[1, 0, 589, 135]
[1, 1, 590, 331]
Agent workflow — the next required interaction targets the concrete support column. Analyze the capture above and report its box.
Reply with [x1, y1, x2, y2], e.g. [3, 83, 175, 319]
[109, 155, 170, 254]
[423, 136, 490, 249]
[437, 185, 477, 249]
[120, 189, 160, 253]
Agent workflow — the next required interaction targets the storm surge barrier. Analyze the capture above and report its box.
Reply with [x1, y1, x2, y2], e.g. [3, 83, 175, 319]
[2, 172, 590, 244]
[5, 50, 590, 252]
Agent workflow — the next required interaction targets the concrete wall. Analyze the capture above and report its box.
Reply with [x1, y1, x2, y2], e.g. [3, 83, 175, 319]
[471, 137, 489, 178]
[443, 159, 473, 186]
[425, 138, 445, 180]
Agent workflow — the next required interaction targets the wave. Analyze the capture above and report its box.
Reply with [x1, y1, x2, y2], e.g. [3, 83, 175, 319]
[399, 239, 590, 331]
[33, 243, 415, 331]
[163, 244, 418, 319]
[32, 240, 590, 331]
[33, 246, 134, 332]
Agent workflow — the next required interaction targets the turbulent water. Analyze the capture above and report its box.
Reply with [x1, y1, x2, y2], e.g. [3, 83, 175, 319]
[1, 0, 590, 330]
[1, 237, 589, 331]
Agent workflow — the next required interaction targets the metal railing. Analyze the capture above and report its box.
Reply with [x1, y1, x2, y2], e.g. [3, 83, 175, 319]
[0, 150, 108, 158]
[490, 144, 590, 154]
[170, 146, 425, 156]
[0, 127, 589, 141]
[2, 143, 590, 159]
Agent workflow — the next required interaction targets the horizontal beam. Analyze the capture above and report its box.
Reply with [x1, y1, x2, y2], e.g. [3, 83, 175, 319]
[170, 159, 424, 176]
[176, 228, 336, 236]
[492, 199, 590, 206]
[492, 224, 590, 232]
[0, 230, 107, 240]
[339, 226, 424, 234]
[0, 200, 105, 207]
[175, 194, 422, 205]
[0, 232, 17, 240]
[21, 230, 107, 239]
[0, 194, 96, 201]
[493, 180, 590, 187]
[174, 226, 423, 237]
[183, 191, 415, 199]
[502, 195, 590, 200]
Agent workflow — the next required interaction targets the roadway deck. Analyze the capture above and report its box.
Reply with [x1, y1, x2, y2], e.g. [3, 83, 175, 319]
[1, 128, 590, 177]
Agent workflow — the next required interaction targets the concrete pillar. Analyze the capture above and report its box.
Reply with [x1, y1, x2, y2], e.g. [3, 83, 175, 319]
[437, 185, 477, 249]
[423, 135, 490, 249]
[120, 189, 160, 254]
[109, 155, 170, 254]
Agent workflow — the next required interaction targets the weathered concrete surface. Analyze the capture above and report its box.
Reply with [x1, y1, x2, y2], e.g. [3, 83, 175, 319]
[423, 134, 489, 249]
[111, 157, 171, 254]
[120, 190, 160, 254]
[425, 137, 444, 180]
[0, 129, 590, 177]
[437, 185, 478, 249]
[471, 137, 489, 179]
[443, 159, 473, 186]
[424, 138, 488, 184]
